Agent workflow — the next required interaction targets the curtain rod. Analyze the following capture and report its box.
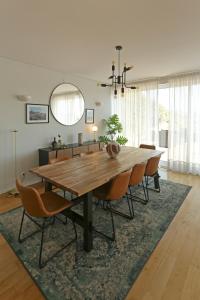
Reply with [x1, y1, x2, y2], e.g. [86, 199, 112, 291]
[128, 69, 200, 85]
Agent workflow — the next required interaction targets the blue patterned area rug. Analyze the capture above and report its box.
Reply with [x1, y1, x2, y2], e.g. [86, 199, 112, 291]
[0, 179, 191, 300]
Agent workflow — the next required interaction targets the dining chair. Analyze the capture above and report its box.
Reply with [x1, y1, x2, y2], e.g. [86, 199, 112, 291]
[144, 155, 161, 201]
[128, 163, 147, 209]
[49, 156, 70, 164]
[79, 151, 95, 157]
[139, 144, 156, 150]
[93, 169, 132, 241]
[16, 179, 77, 268]
[18, 172, 45, 195]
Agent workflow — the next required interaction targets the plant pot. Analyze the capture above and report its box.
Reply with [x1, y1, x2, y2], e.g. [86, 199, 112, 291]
[106, 142, 120, 159]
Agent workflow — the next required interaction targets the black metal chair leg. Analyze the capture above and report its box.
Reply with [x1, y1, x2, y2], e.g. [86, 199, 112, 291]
[127, 197, 134, 219]
[154, 172, 160, 192]
[39, 218, 46, 268]
[145, 176, 150, 202]
[108, 194, 134, 220]
[18, 209, 25, 242]
[18, 211, 77, 269]
[72, 220, 77, 240]
[142, 180, 148, 203]
[108, 202, 116, 241]
[18, 211, 42, 243]
[39, 219, 77, 269]
[128, 182, 148, 206]
[93, 201, 116, 241]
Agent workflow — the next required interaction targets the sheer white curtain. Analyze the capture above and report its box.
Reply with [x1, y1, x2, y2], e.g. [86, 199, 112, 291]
[168, 73, 200, 174]
[111, 80, 159, 147]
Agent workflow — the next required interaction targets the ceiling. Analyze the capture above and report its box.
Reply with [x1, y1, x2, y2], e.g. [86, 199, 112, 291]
[0, 0, 200, 82]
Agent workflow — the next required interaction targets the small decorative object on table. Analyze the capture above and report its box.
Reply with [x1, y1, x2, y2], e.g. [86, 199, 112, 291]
[106, 141, 120, 159]
[51, 137, 57, 149]
[57, 134, 63, 148]
[78, 133, 83, 145]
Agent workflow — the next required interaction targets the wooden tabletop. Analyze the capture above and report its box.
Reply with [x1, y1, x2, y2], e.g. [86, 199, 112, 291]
[31, 147, 162, 197]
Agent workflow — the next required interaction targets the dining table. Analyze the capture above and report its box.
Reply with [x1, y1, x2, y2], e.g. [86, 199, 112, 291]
[31, 146, 162, 252]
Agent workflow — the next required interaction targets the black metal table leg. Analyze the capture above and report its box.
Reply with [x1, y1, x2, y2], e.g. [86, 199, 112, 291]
[45, 181, 52, 192]
[83, 191, 93, 251]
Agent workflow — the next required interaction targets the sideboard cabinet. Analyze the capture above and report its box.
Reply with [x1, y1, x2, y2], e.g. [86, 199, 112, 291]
[39, 141, 103, 166]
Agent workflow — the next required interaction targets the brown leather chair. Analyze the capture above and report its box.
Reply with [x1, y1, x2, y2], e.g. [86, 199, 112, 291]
[145, 155, 161, 200]
[79, 151, 95, 157]
[93, 169, 132, 241]
[128, 163, 147, 210]
[49, 156, 70, 164]
[27, 181, 45, 195]
[139, 144, 156, 150]
[16, 179, 77, 268]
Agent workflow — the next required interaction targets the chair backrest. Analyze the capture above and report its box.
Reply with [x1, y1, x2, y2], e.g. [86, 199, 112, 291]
[80, 151, 94, 157]
[129, 163, 146, 186]
[139, 144, 156, 150]
[107, 169, 132, 200]
[145, 155, 161, 176]
[49, 156, 70, 164]
[16, 179, 49, 217]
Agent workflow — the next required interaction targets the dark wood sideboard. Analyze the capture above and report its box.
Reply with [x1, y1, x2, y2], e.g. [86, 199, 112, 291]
[39, 141, 103, 166]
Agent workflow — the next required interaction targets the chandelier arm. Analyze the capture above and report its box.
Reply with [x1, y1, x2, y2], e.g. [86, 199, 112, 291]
[123, 70, 127, 88]
[114, 77, 117, 96]
[124, 85, 137, 89]
[100, 83, 113, 87]
[118, 48, 121, 76]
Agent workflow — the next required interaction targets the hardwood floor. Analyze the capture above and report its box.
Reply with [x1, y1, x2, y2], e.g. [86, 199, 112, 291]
[0, 170, 199, 300]
[0, 193, 21, 214]
[0, 235, 44, 300]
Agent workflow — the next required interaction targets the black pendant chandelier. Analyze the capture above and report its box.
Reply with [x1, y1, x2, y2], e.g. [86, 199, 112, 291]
[99, 45, 136, 97]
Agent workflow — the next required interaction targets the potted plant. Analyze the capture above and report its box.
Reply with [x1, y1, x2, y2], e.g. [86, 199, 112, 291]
[99, 114, 128, 145]
[99, 114, 128, 158]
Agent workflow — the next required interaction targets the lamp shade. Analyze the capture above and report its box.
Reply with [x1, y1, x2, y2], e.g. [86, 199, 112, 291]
[16, 95, 32, 102]
[92, 125, 98, 132]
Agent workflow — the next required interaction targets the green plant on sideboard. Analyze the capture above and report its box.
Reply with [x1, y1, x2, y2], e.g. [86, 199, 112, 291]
[99, 114, 128, 145]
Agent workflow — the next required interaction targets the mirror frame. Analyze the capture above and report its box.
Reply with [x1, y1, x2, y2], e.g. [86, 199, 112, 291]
[49, 82, 85, 126]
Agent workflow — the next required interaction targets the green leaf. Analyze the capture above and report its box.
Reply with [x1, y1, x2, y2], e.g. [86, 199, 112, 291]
[116, 135, 128, 145]
[98, 135, 111, 144]
[100, 114, 128, 145]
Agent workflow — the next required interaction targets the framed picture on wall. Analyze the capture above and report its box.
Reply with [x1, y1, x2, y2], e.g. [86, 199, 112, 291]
[26, 104, 49, 124]
[85, 109, 94, 124]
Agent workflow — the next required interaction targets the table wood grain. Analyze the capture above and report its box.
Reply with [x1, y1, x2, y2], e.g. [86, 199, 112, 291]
[31, 147, 162, 197]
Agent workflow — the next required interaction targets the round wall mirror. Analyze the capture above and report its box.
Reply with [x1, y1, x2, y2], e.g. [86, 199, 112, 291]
[50, 83, 85, 125]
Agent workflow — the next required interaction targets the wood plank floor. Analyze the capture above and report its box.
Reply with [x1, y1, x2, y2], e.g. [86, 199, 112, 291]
[0, 170, 199, 300]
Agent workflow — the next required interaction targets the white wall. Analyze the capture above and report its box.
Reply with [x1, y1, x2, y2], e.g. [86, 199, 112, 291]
[0, 57, 111, 193]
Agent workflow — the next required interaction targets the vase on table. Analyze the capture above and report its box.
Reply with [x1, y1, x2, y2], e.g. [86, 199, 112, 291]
[106, 141, 120, 158]
[51, 137, 57, 150]
[78, 133, 83, 145]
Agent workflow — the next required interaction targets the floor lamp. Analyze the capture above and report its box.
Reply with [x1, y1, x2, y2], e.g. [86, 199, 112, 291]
[8, 129, 19, 196]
